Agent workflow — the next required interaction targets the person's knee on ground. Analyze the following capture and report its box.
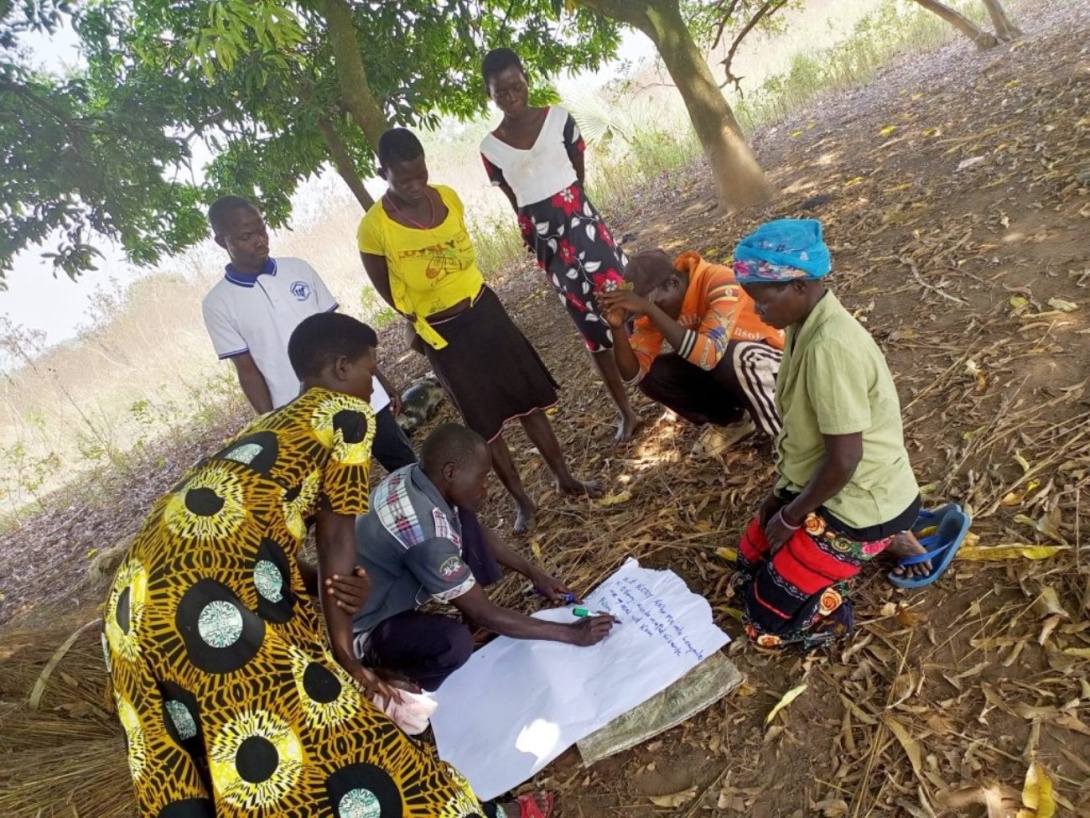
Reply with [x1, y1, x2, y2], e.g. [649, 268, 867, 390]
[713, 341, 781, 437]
[421, 621, 474, 690]
[639, 353, 741, 426]
[365, 613, 475, 692]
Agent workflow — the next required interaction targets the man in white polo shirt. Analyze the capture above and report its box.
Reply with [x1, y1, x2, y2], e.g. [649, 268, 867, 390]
[201, 195, 416, 471]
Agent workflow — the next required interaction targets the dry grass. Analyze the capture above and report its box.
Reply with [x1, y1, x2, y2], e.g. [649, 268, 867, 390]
[0, 617, 132, 818]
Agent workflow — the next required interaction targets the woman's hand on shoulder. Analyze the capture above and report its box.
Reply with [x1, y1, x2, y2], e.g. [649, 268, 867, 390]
[324, 567, 371, 614]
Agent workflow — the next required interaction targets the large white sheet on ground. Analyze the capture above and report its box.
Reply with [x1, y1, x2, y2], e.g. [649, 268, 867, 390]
[430, 558, 730, 801]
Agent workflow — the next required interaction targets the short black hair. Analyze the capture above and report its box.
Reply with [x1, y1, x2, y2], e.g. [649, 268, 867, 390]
[420, 423, 487, 474]
[208, 195, 258, 237]
[624, 249, 677, 297]
[482, 48, 525, 85]
[377, 128, 425, 170]
[287, 313, 378, 380]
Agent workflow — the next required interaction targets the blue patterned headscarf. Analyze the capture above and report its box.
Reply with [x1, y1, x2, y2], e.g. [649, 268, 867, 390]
[732, 219, 831, 284]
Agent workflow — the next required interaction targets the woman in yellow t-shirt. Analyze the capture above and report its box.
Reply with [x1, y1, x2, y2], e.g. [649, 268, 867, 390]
[358, 128, 600, 534]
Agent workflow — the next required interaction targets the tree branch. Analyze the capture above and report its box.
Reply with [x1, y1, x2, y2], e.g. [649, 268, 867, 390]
[312, 0, 389, 150]
[709, 0, 742, 49]
[720, 0, 788, 96]
[182, 109, 227, 143]
[908, 0, 999, 50]
[316, 116, 374, 211]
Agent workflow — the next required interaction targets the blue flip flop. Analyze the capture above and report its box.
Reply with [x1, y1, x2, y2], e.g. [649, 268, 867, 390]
[887, 503, 972, 589]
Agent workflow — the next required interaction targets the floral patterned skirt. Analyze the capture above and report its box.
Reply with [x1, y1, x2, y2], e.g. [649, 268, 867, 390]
[519, 182, 627, 352]
[730, 513, 893, 650]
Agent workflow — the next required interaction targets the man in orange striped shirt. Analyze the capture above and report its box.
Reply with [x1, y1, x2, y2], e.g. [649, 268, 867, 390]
[598, 249, 783, 437]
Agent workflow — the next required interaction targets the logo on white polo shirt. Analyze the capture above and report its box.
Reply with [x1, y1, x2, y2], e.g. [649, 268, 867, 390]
[290, 281, 312, 301]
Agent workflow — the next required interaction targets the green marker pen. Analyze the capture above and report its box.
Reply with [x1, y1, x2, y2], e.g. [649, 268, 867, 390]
[573, 608, 620, 623]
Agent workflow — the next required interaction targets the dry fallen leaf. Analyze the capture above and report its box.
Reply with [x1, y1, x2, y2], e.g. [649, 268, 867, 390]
[1053, 713, 1090, 736]
[883, 713, 923, 779]
[1046, 297, 1077, 312]
[716, 605, 743, 621]
[957, 156, 987, 171]
[840, 694, 878, 725]
[1011, 702, 1059, 721]
[595, 490, 632, 506]
[1034, 506, 1066, 544]
[766, 683, 807, 724]
[958, 545, 1069, 561]
[1039, 614, 1063, 646]
[1014, 452, 1032, 473]
[648, 786, 697, 808]
[812, 797, 849, 817]
[1031, 587, 1069, 619]
[940, 783, 1020, 817]
[1017, 762, 1056, 818]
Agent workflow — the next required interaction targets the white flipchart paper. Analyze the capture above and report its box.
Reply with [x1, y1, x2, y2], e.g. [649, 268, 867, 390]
[430, 558, 730, 801]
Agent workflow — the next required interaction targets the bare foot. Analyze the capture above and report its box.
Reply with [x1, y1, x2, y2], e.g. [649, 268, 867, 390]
[613, 411, 645, 445]
[500, 792, 555, 818]
[555, 476, 603, 498]
[513, 501, 536, 535]
[887, 531, 933, 579]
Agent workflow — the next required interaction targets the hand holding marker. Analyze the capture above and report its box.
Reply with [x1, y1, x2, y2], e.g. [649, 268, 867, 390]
[573, 607, 621, 624]
[533, 586, 619, 624]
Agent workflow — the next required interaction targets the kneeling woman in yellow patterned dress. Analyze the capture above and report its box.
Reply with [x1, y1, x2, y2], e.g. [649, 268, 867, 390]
[103, 312, 553, 818]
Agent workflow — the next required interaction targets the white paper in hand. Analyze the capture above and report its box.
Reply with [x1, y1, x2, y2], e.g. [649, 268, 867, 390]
[430, 558, 729, 801]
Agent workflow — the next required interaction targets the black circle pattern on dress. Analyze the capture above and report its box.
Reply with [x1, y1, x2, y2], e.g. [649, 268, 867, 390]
[104, 391, 486, 814]
[156, 798, 216, 818]
[185, 486, 225, 516]
[326, 762, 404, 818]
[253, 538, 295, 623]
[175, 579, 265, 674]
[160, 681, 203, 755]
[236, 735, 280, 784]
[302, 661, 342, 704]
[116, 586, 132, 634]
[332, 409, 368, 444]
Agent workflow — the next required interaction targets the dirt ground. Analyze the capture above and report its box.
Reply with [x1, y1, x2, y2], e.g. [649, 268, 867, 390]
[2, 3, 1089, 816]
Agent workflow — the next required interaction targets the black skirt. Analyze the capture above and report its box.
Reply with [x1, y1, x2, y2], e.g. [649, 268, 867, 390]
[425, 286, 559, 441]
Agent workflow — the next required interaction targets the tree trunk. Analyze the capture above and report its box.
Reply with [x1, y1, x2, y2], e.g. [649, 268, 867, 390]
[313, 0, 389, 151]
[909, 0, 999, 49]
[981, 0, 1023, 42]
[577, 0, 774, 211]
[317, 117, 375, 211]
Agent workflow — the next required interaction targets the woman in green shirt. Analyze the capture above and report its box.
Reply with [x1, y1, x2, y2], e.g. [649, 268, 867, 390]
[728, 219, 932, 649]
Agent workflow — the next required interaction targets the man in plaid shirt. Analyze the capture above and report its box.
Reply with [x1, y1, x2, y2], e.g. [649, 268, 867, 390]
[342, 424, 615, 691]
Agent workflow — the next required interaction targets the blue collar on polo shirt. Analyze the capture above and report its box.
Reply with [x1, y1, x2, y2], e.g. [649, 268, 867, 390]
[224, 257, 278, 287]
